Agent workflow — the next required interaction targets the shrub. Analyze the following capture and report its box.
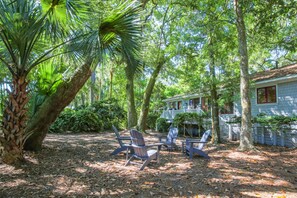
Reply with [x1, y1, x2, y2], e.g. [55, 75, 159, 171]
[173, 113, 210, 136]
[173, 113, 204, 127]
[50, 99, 126, 133]
[50, 108, 75, 133]
[88, 98, 126, 130]
[50, 108, 102, 133]
[147, 112, 161, 129]
[156, 118, 170, 133]
[70, 110, 102, 133]
[254, 113, 297, 131]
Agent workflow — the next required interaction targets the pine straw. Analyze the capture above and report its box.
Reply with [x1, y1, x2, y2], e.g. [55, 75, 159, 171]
[1, 131, 296, 198]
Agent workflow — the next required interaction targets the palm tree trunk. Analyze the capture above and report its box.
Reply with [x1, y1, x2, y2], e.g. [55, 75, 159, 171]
[138, 61, 165, 132]
[24, 61, 92, 151]
[234, 0, 254, 150]
[90, 71, 96, 103]
[1, 76, 29, 164]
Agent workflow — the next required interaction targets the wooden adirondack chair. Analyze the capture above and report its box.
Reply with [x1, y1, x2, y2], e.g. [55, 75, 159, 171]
[110, 125, 132, 156]
[183, 129, 211, 159]
[125, 129, 163, 170]
[158, 126, 178, 151]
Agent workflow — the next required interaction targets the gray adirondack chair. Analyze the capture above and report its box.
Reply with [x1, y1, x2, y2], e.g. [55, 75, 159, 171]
[125, 129, 163, 170]
[158, 126, 178, 151]
[110, 125, 132, 156]
[184, 129, 211, 159]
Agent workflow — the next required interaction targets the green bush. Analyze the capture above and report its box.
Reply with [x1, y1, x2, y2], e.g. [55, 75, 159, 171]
[88, 98, 126, 130]
[173, 113, 210, 136]
[254, 113, 297, 131]
[50, 99, 126, 133]
[147, 112, 161, 129]
[227, 114, 297, 131]
[156, 118, 170, 133]
[50, 108, 76, 133]
[173, 113, 204, 127]
[50, 108, 102, 133]
[70, 110, 102, 133]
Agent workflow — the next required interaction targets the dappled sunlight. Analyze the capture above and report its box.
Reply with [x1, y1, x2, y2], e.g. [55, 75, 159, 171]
[51, 176, 88, 195]
[227, 151, 270, 161]
[74, 167, 88, 174]
[241, 190, 289, 198]
[0, 164, 25, 175]
[1, 133, 297, 197]
[1, 179, 28, 188]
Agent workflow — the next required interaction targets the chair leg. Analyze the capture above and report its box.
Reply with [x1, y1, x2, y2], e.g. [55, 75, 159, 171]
[140, 158, 152, 170]
[156, 153, 160, 163]
[125, 156, 134, 166]
[189, 143, 194, 159]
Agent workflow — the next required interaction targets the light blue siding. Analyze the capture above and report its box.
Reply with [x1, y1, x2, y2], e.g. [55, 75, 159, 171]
[235, 80, 297, 116]
[254, 81, 297, 116]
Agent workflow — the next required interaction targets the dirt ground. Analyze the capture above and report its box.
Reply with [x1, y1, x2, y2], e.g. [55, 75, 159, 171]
[0, 130, 297, 198]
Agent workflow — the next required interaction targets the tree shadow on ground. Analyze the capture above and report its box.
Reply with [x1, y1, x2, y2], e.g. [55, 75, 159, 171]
[0, 132, 296, 197]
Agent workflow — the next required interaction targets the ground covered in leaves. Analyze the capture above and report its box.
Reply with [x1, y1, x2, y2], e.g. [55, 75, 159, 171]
[1, 130, 297, 198]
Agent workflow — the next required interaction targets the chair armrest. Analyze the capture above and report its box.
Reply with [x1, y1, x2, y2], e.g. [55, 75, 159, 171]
[116, 136, 131, 141]
[187, 140, 208, 143]
[147, 143, 164, 147]
[158, 135, 167, 142]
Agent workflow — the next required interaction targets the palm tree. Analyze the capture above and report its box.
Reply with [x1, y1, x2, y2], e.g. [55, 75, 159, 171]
[0, 0, 141, 164]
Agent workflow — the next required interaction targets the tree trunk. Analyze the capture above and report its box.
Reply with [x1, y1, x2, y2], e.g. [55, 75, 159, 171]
[1, 76, 29, 164]
[209, 38, 221, 144]
[90, 71, 96, 104]
[234, 0, 254, 150]
[137, 61, 165, 132]
[125, 67, 137, 128]
[24, 61, 92, 151]
[109, 68, 113, 99]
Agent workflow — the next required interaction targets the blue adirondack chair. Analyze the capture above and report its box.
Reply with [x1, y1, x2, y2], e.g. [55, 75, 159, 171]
[125, 129, 163, 170]
[158, 126, 178, 151]
[110, 125, 132, 156]
[184, 129, 211, 159]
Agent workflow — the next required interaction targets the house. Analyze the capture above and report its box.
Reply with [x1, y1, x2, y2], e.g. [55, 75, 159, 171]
[160, 63, 297, 147]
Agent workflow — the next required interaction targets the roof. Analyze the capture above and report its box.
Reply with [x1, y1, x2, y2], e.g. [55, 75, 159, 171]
[251, 63, 297, 82]
[164, 63, 297, 102]
[163, 93, 203, 102]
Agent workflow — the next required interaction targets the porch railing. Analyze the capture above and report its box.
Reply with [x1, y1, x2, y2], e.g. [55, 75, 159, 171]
[160, 108, 204, 120]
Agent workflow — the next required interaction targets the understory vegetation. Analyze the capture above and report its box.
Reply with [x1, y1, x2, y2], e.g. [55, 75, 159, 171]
[228, 113, 297, 131]
[50, 99, 126, 133]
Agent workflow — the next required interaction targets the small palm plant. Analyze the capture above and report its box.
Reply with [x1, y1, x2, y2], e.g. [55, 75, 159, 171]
[0, 0, 141, 164]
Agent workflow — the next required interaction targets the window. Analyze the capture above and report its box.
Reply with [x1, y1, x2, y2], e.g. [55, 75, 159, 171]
[220, 102, 234, 114]
[193, 98, 200, 109]
[257, 86, 276, 104]
[177, 101, 182, 109]
[201, 97, 209, 111]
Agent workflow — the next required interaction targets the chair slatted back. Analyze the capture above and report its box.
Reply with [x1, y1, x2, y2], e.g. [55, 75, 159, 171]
[112, 125, 123, 147]
[167, 127, 178, 144]
[197, 129, 211, 150]
[186, 129, 211, 150]
[130, 129, 148, 159]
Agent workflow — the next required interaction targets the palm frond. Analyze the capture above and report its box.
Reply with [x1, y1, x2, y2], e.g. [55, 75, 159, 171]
[40, 0, 89, 41]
